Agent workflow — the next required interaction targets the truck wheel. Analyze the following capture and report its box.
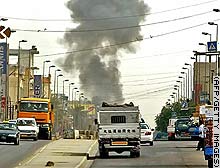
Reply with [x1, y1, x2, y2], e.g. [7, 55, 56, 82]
[100, 151, 104, 158]
[100, 150, 108, 158]
[149, 141, 153, 146]
[130, 151, 136, 158]
[136, 151, 140, 157]
[208, 160, 213, 168]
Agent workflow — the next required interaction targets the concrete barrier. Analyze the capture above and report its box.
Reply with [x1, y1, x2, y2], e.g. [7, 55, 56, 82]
[74, 129, 80, 139]
[77, 130, 98, 139]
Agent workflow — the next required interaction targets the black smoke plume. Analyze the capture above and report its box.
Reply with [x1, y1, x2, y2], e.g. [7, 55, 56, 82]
[59, 0, 150, 105]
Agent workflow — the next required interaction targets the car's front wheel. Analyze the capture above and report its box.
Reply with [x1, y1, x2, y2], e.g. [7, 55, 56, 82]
[33, 136, 38, 141]
[14, 138, 19, 145]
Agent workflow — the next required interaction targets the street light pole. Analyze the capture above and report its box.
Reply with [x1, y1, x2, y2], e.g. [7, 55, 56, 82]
[72, 87, 78, 107]
[172, 92, 177, 102]
[202, 32, 212, 101]
[208, 22, 218, 41]
[182, 67, 190, 100]
[62, 79, 69, 134]
[173, 87, 179, 102]
[170, 95, 175, 103]
[56, 74, 63, 97]
[27, 46, 38, 97]
[179, 76, 185, 100]
[53, 69, 61, 97]
[17, 40, 27, 103]
[48, 65, 55, 98]
[55, 74, 63, 133]
[42, 60, 50, 98]
[48, 65, 55, 76]
[199, 43, 208, 98]
[176, 80, 182, 100]
[202, 32, 212, 41]
[75, 90, 79, 101]
[184, 63, 192, 100]
[68, 83, 74, 101]
[181, 72, 187, 100]
[191, 55, 197, 102]
[62, 79, 69, 98]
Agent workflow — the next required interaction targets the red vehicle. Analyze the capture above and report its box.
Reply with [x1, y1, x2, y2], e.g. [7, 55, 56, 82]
[167, 118, 177, 140]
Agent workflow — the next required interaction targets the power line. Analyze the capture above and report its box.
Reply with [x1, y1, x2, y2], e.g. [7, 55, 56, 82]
[122, 72, 179, 77]
[16, 18, 220, 60]
[121, 50, 191, 61]
[112, 86, 173, 102]
[14, 11, 212, 33]
[1, 0, 217, 22]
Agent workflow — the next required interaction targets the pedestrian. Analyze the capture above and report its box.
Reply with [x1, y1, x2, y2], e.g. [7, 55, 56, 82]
[196, 118, 205, 151]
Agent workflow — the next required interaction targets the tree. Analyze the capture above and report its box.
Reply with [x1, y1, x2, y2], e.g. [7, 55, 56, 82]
[155, 100, 196, 132]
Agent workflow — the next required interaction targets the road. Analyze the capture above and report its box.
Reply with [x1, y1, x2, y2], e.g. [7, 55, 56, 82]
[91, 140, 208, 168]
[0, 139, 50, 168]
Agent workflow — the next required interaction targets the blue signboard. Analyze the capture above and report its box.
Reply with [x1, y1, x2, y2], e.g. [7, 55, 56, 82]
[207, 41, 217, 52]
[0, 42, 7, 74]
[34, 75, 42, 98]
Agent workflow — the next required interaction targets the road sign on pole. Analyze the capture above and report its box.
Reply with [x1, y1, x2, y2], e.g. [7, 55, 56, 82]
[207, 41, 217, 52]
[0, 26, 11, 39]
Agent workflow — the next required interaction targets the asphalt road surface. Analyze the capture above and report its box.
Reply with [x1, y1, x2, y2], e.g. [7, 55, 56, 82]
[0, 139, 50, 168]
[91, 140, 208, 168]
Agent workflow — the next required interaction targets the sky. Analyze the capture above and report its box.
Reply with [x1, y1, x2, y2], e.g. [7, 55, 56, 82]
[0, 0, 220, 128]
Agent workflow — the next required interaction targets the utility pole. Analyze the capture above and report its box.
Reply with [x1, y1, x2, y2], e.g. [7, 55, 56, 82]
[17, 40, 27, 103]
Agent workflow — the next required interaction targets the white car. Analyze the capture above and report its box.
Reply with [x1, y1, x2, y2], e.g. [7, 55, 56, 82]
[17, 118, 39, 141]
[140, 123, 154, 146]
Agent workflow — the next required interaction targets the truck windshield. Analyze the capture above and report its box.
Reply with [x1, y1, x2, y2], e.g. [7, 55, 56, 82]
[20, 102, 48, 112]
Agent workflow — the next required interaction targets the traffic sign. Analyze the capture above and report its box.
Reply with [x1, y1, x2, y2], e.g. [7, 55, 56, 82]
[0, 25, 11, 39]
[207, 41, 217, 52]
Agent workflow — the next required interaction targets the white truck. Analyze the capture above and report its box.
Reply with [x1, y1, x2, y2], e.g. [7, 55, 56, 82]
[96, 102, 141, 158]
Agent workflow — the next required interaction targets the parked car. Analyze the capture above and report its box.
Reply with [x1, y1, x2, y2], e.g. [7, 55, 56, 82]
[140, 123, 154, 146]
[154, 132, 168, 141]
[0, 122, 20, 145]
[17, 118, 39, 141]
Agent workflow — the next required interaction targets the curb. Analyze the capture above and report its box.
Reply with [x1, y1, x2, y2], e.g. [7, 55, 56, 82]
[75, 140, 98, 168]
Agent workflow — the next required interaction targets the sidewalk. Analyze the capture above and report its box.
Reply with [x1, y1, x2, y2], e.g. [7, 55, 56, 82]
[15, 139, 98, 168]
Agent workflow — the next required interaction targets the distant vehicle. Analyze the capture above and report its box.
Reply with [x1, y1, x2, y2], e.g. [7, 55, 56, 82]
[167, 118, 177, 140]
[167, 116, 198, 140]
[17, 118, 39, 141]
[8, 119, 17, 125]
[154, 132, 168, 140]
[175, 118, 191, 139]
[0, 122, 20, 145]
[140, 123, 154, 146]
